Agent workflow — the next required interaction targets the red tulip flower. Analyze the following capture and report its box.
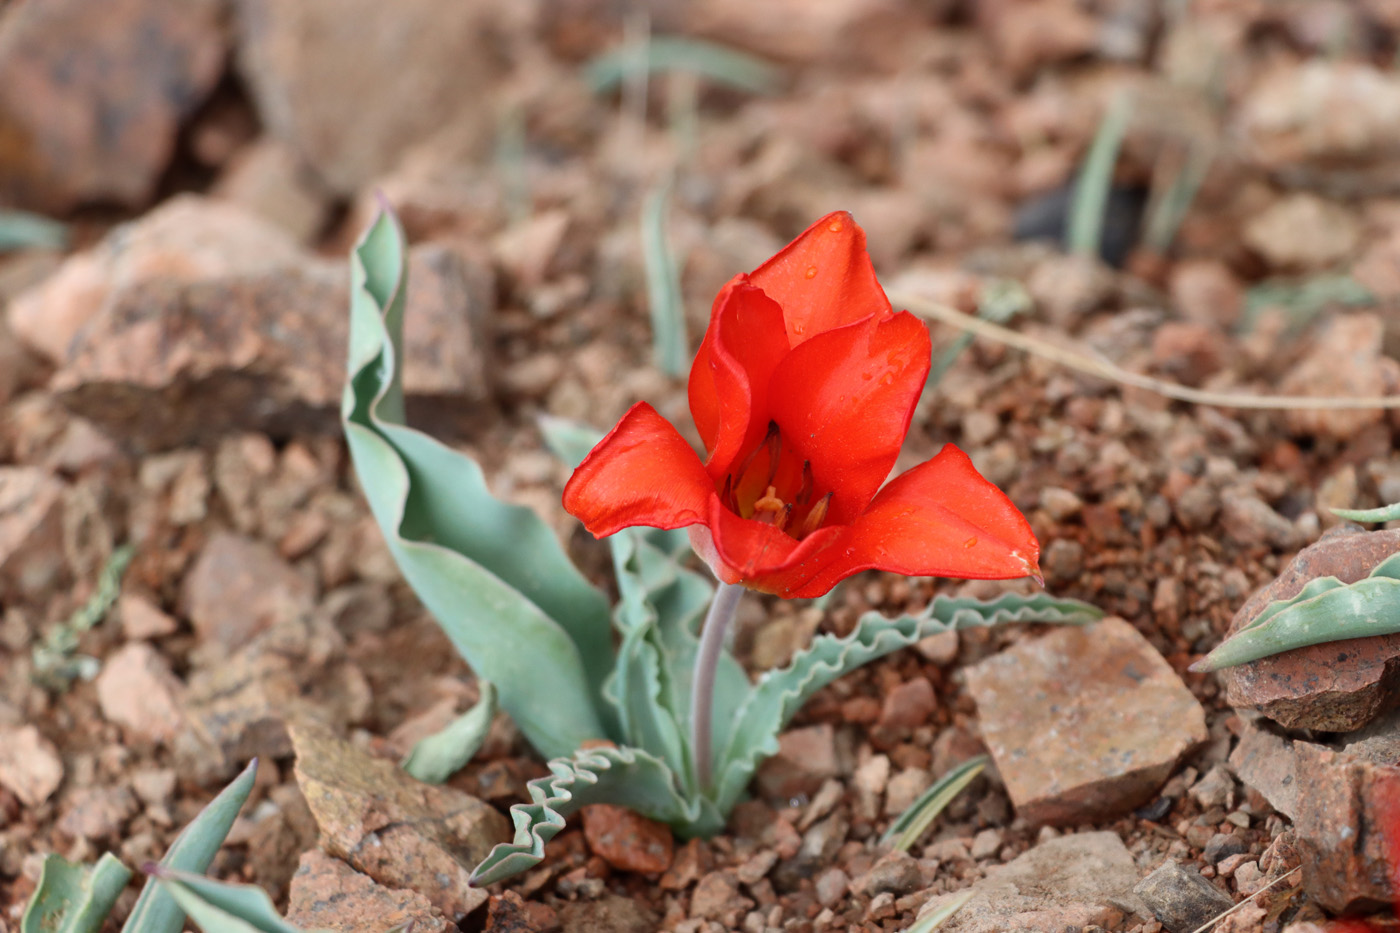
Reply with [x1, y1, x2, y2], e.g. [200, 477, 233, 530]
[564, 211, 1040, 598]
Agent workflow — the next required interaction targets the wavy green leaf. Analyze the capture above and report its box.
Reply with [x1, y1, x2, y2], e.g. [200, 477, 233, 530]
[151, 868, 322, 933]
[344, 209, 614, 758]
[712, 592, 1102, 814]
[1193, 553, 1400, 671]
[403, 681, 498, 784]
[883, 756, 988, 852]
[22, 853, 131, 933]
[121, 758, 258, 933]
[470, 744, 721, 886]
[1332, 502, 1400, 524]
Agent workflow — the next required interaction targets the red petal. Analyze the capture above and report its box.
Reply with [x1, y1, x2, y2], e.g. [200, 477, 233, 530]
[562, 402, 715, 538]
[702, 496, 846, 596]
[788, 445, 1040, 598]
[686, 280, 790, 480]
[748, 211, 893, 346]
[768, 311, 931, 525]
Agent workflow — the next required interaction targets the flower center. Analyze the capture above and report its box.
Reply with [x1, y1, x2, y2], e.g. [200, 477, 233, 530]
[722, 422, 833, 539]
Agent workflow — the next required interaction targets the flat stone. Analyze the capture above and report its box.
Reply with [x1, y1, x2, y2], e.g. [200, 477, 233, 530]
[234, 0, 505, 194]
[1284, 315, 1400, 443]
[876, 678, 936, 731]
[291, 723, 508, 922]
[556, 893, 656, 933]
[915, 831, 1145, 933]
[213, 139, 330, 243]
[0, 466, 65, 599]
[1219, 525, 1400, 731]
[0, 725, 63, 807]
[1292, 744, 1400, 914]
[57, 785, 138, 842]
[853, 851, 921, 897]
[1237, 61, 1400, 194]
[1133, 861, 1235, 933]
[1242, 193, 1361, 271]
[1228, 719, 1303, 820]
[118, 592, 179, 640]
[967, 617, 1207, 825]
[580, 803, 673, 874]
[0, 0, 226, 212]
[95, 642, 186, 744]
[754, 724, 840, 801]
[181, 531, 315, 651]
[286, 849, 449, 933]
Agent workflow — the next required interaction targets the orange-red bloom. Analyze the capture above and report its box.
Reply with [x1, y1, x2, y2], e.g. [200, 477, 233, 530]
[564, 211, 1040, 598]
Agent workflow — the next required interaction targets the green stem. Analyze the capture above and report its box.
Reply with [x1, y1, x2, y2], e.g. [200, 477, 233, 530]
[690, 580, 744, 791]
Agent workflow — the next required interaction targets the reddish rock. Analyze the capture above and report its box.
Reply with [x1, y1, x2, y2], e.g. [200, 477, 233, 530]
[0, 0, 226, 212]
[1242, 193, 1361, 271]
[234, 0, 508, 194]
[181, 532, 316, 652]
[0, 466, 65, 599]
[1227, 720, 1303, 820]
[213, 140, 330, 243]
[754, 724, 840, 800]
[95, 642, 187, 744]
[1219, 525, 1400, 731]
[287, 849, 450, 933]
[0, 726, 63, 807]
[483, 890, 559, 933]
[57, 785, 138, 842]
[291, 723, 508, 921]
[1169, 259, 1243, 329]
[580, 803, 674, 874]
[877, 678, 937, 731]
[8, 196, 302, 366]
[1279, 314, 1400, 443]
[118, 592, 180, 640]
[967, 617, 1207, 825]
[1293, 744, 1400, 914]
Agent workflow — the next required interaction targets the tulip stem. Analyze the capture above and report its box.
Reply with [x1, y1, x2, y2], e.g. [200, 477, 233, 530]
[691, 580, 744, 792]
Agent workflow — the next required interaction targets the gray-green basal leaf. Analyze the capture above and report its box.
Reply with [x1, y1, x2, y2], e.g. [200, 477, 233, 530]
[403, 681, 498, 784]
[122, 757, 258, 933]
[344, 208, 615, 759]
[22, 853, 131, 933]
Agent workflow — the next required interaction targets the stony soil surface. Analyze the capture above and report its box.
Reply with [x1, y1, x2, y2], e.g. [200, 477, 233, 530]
[3, 1, 1400, 932]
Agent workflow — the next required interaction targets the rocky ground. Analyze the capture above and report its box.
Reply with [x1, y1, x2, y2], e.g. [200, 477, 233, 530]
[3, 1, 1400, 931]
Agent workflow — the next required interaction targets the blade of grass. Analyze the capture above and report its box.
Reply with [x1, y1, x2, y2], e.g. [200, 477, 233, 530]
[1068, 91, 1133, 257]
[926, 280, 1031, 390]
[1332, 503, 1400, 523]
[1142, 139, 1213, 256]
[0, 209, 68, 251]
[640, 177, 688, 377]
[882, 755, 989, 852]
[902, 890, 976, 933]
[585, 36, 780, 96]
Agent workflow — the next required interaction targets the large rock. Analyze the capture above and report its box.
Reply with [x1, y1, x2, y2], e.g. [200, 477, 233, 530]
[1237, 61, 1400, 195]
[0, 0, 226, 212]
[291, 723, 509, 921]
[287, 850, 449, 933]
[1292, 744, 1400, 914]
[967, 617, 1207, 825]
[95, 643, 187, 744]
[1133, 861, 1235, 933]
[1242, 193, 1361, 271]
[233, 0, 510, 194]
[915, 831, 1145, 933]
[1219, 525, 1400, 731]
[11, 196, 492, 449]
[8, 196, 302, 365]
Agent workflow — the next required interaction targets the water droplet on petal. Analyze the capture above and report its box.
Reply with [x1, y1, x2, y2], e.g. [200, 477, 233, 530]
[805, 265, 818, 279]
[828, 219, 844, 233]
[861, 371, 873, 381]
[963, 537, 978, 548]
[793, 323, 806, 335]
[880, 373, 895, 386]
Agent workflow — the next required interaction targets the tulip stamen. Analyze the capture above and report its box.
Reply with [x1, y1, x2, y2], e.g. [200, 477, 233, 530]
[760, 421, 782, 489]
[796, 461, 814, 505]
[799, 492, 833, 538]
[753, 485, 787, 525]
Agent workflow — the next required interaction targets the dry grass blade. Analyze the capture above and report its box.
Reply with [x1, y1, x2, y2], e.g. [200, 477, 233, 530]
[1185, 866, 1300, 933]
[894, 292, 1400, 411]
[1068, 91, 1133, 258]
[901, 890, 976, 933]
